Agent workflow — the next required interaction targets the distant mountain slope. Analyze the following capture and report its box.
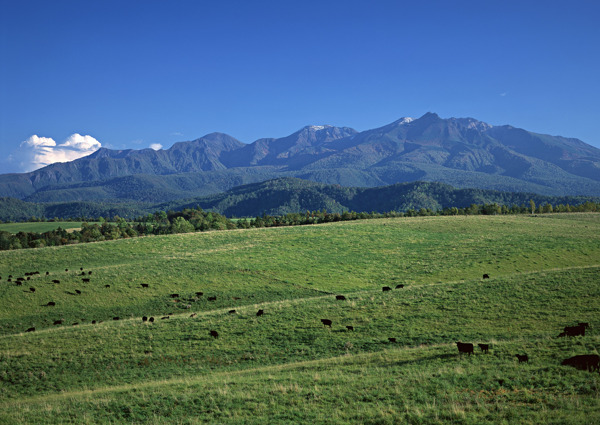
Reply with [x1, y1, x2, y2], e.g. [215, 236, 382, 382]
[158, 178, 600, 218]
[2, 178, 598, 221]
[1, 113, 599, 199]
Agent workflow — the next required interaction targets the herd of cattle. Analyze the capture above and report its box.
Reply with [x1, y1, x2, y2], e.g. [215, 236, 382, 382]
[3, 269, 599, 374]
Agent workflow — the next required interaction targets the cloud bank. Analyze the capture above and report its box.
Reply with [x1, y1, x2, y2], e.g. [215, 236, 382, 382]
[13, 134, 101, 172]
[150, 143, 163, 151]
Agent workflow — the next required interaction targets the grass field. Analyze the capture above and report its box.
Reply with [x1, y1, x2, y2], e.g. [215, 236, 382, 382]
[1, 213, 599, 424]
[0, 222, 94, 234]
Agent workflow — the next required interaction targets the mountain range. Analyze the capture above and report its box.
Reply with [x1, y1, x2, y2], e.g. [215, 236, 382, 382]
[1, 112, 599, 202]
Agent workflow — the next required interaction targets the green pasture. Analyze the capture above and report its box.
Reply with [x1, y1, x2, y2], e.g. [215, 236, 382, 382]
[0, 222, 93, 234]
[1, 213, 599, 424]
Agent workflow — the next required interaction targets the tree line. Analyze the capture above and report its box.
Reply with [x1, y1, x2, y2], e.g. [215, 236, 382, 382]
[1, 200, 599, 251]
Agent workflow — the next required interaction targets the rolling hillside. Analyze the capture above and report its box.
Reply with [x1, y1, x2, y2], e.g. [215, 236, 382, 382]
[1, 214, 599, 423]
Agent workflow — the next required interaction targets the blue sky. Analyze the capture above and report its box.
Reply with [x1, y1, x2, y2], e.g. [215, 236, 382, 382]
[1, 0, 599, 172]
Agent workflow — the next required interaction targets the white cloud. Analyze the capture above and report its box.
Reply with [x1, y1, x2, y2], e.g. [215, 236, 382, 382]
[13, 133, 101, 172]
[500, 92, 507, 97]
[150, 143, 163, 151]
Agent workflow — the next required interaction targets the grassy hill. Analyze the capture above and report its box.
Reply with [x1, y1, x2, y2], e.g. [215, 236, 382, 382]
[1, 214, 599, 423]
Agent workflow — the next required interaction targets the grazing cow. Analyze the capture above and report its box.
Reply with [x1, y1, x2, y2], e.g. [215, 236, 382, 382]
[228, 309, 236, 314]
[113, 317, 120, 320]
[382, 286, 392, 292]
[563, 324, 586, 337]
[388, 337, 397, 343]
[72, 323, 79, 326]
[88, 271, 92, 275]
[141, 284, 149, 288]
[52, 280, 60, 284]
[190, 313, 197, 318]
[142, 316, 148, 322]
[346, 325, 354, 331]
[483, 274, 490, 279]
[395, 284, 404, 289]
[47, 301, 56, 306]
[53, 320, 62, 325]
[8, 275, 12, 278]
[80, 267, 84, 271]
[170, 293, 179, 298]
[256, 309, 264, 317]
[82, 278, 90, 283]
[17, 277, 24, 281]
[105, 284, 110, 288]
[29, 287, 35, 293]
[15, 281, 22, 286]
[8, 279, 12, 282]
[335, 295, 347, 301]
[210, 330, 219, 339]
[195, 292, 203, 297]
[516, 354, 529, 363]
[26, 277, 30, 280]
[75, 289, 81, 295]
[46, 272, 49, 275]
[65, 269, 68, 272]
[161, 316, 169, 320]
[456, 341, 474, 355]
[478, 343, 489, 354]
[321, 319, 332, 327]
[149, 317, 155, 322]
[561, 354, 600, 373]
[208, 296, 217, 301]
[92, 320, 96, 324]
[26, 327, 35, 332]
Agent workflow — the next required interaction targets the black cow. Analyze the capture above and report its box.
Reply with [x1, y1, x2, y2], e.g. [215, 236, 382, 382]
[210, 330, 219, 339]
[46, 272, 49, 275]
[25, 327, 35, 332]
[142, 316, 148, 322]
[335, 295, 347, 300]
[388, 337, 397, 343]
[105, 284, 110, 288]
[563, 324, 586, 337]
[91, 320, 97, 324]
[395, 284, 404, 289]
[516, 354, 529, 363]
[321, 319, 332, 327]
[170, 293, 179, 298]
[228, 309, 236, 314]
[113, 317, 120, 320]
[75, 289, 81, 295]
[561, 354, 600, 373]
[382, 286, 392, 292]
[80, 267, 84, 271]
[207, 296, 217, 301]
[65, 269, 68, 272]
[82, 278, 90, 283]
[256, 309, 264, 317]
[149, 317, 154, 322]
[578, 322, 590, 329]
[456, 341, 474, 355]
[141, 284, 149, 288]
[15, 281, 22, 286]
[29, 287, 35, 293]
[46, 301, 56, 306]
[346, 325, 354, 331]
[88, 271, 92, 275]
[53, 320, 62, 325]
[161, 316, 169, 320]
[52, 280, 60, 284]
[483, 274, 490, 279]
[195, 292, 203, 297]
[190, 313, 197, 318]
[478, 343, 489, 354]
